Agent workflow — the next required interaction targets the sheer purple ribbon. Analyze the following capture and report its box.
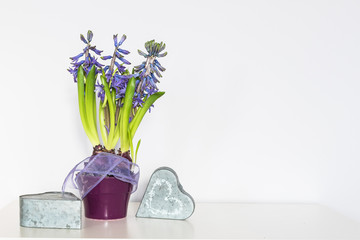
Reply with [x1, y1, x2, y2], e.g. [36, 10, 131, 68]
[62, 152, 140, 199]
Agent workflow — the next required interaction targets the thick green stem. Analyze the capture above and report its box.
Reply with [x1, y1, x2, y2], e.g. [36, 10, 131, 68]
[100, 75, 116, 150]
[108, 90, 117, 149]
[112, 101, 122, 148]
[99, 101, 108, 147]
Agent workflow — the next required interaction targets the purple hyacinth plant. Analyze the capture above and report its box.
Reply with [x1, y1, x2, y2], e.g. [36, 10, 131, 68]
[69, 31, 167, 162]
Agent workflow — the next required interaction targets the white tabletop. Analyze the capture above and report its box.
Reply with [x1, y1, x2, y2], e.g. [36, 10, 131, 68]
[1, 201, 360, 239]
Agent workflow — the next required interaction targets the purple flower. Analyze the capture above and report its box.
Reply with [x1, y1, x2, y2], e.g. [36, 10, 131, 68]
[119, 57, 131, 65]
[154, 59, 166, 71]
[99, 33, 132, 99]
[68, 30, 103, 82]
[113, 35, 118, 47]
[115, 51, 131, 65]
[133, 93, 144, 108]
[80, 34, 88, 44]
[101, 55, 112, 60]
[115, 87, 126, 99]
[145, 87, 158, 98]
[134, 40, 167, 95]
[90, 46, 103, 55]
[90, 55, 104, 68]
[87, 30, 93, 43]
[95, 83, 105, 101]
[72, 60, 85, 67]
[115, 62, 125, 72]
[112, 74, 128, 88]
[137, 50, 147, 57]
[148, 104, 154, 113]
[68, 67, 78, 82]
[117, 48, 130, 55]
[114, 34, 126, 48]
[70, 52, 84, 62]
[113, 34, 131, 65]
[69, 32, 166, 118]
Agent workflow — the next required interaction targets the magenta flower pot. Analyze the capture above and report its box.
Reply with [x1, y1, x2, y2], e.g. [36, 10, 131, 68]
[82, 175, 133, 220]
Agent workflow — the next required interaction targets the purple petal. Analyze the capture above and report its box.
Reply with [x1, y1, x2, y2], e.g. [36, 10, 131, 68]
[154, 59, 166, 71]
[113, 34, 118, 47]
[119, 57, 131, 65]
[70, 52, 84, 62]
[90, 47, 103, 55]
[134, 62, 145, 70]
[152, 64, 162, 78]
[93, 59, 104, 68]
[67, 67, 76, 74]
[151, 72, 160, 83]
[105, 72, 112, 82]
[159, 43, 166, 52]
[145, 41, 152, 53]
[95, 68, 102, 75]
[115, 61, 125, 72]
[72, 60, 85, 67]
[101, 55, 112, 60]
[117, 48, 130, 55]
[83, 66, 90, 75]
[68, 68, 78, 82]
[118, 34, 126, 47]
[138, 49, 148, 57]
[148, 104, 154, 113]
[87, 30, 93, 42]
[158, 52, 168, 58]
[115, 51, 123, 59]
[80, 34, 88, 44]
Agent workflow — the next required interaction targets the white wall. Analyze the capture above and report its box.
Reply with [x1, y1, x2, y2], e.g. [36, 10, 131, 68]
[1, 0, 360, 222]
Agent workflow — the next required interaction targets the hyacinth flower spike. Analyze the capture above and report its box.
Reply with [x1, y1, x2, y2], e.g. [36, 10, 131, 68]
[99, 34, 133, 151]
[129, 40, 167, 142]
[68, 31, 103, 146]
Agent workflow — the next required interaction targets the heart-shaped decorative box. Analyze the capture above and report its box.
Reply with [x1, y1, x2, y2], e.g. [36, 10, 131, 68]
[136, 167, 195, 220]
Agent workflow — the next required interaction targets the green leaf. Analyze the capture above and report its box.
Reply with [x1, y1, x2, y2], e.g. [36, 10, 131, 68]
[77, 66, 98, 146]
[101, 69, 108, 108]
[85, 66, 99, 143]
[135, 139, 141, 163]
[77, 67, 88, 130]
[129, 92, 165, 139]
[120, 77, 136, 152]
[128, 129, 134, 162]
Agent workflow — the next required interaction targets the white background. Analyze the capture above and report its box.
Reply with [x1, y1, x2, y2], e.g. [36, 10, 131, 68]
[0, 0, 360, 222]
